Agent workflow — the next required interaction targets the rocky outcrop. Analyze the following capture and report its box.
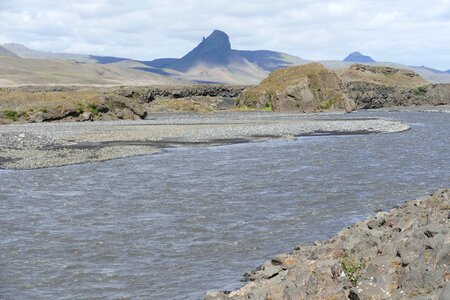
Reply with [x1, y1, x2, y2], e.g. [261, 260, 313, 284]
[206, 189, 450, 300]
[339, 64, 450, 108]
[346, 82, 450, 109]
[115, 85, 246, 103]
[239, 63, 356, 112]
[0, 85, 248, 124]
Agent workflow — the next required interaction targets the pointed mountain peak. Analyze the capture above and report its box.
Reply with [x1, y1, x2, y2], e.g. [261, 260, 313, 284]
[344, 51, 375, 63]
[201, 30, 231, 51]
[167, 30, 234, 71]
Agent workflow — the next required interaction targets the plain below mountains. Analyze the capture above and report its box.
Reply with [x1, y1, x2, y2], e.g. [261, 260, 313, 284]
[1, 30, 450, 86]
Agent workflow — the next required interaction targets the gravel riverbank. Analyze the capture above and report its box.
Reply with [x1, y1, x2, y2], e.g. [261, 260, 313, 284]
[0, 112, 409, 170]
[206, 189, 450, 300]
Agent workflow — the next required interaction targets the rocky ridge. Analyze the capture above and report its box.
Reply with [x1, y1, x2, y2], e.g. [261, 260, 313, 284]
[239, 63, 450, 112]
[340, 64, 450, 109]
[206, 189, 450, 300]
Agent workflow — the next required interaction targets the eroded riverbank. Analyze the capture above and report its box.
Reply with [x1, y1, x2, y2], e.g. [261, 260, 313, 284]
[0, 112, 409, 170]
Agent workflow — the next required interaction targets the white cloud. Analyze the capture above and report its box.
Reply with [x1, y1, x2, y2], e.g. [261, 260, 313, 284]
[0, 0, 449, 69]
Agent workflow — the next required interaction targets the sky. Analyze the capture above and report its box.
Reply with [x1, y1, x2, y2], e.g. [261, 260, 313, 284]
[0, 0, 449, 70]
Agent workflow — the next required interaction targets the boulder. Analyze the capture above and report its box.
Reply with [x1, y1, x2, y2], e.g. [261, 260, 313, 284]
[80, 111, 93, 122]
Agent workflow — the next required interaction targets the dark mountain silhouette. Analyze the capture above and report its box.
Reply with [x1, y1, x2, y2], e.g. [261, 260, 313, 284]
[343, 52, 375, 63]
[142, 30, 307, 83]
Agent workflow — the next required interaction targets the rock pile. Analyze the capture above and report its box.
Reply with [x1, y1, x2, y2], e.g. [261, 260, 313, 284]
[206, 189, 450, 300]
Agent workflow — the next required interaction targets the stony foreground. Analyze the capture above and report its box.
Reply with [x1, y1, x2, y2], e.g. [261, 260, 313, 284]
[0, 112, 410, 170]
[206, 189, 450, 300]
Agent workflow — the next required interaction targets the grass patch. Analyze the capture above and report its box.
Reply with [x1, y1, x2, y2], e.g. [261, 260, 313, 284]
[264, 100, 273, 111]
[76, 104, 84, 114]
[340, 255, 363, 286]
[411, 86, 427, 96]
[3, 110, 19, 121]
[87, 103, 100, 117]
[319, 99, 334, 110]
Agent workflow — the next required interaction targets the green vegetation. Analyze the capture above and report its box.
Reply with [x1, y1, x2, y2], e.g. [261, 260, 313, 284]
[411, 86, 427, 96]
[264, 99, 273, 111]
[76, 104, 84, 114]
[87, 103, 100, 116]
[340, 255, 363, 286]
[3, 110, 19, 121]
[75, 102, 100, 116]
[319, 99, 334, 110]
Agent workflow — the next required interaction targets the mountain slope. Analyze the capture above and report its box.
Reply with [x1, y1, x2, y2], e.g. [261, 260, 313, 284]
[2, 33, 449, 85]
[343, 52, 375, 63]
[2, 43, 129, 64]
[0, 56, 182, 87]
[0, 45, 18, 57]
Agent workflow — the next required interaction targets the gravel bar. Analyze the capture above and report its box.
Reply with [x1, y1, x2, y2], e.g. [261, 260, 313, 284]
[0, 112, 410, 170]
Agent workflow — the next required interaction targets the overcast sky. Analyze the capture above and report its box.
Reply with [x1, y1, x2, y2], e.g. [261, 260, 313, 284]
[1, 0, 449, 70]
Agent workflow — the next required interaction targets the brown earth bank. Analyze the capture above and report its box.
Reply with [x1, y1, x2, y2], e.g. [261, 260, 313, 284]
[206, 189, 450, 300]
[0, 85, 247, 124]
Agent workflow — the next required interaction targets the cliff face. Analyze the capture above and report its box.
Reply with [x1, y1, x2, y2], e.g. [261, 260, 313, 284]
[239, 63, 356, 112]
[340, 65, 450, 108]
[346, 82, 450, 109]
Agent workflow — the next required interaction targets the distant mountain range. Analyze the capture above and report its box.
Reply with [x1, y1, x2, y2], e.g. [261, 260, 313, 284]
[1, 30, 450, 86]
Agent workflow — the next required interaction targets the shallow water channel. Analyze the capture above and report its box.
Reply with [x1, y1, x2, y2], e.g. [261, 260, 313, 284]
[1, 111, 449, 299]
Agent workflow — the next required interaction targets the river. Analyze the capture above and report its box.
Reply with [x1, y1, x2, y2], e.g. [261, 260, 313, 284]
[0, 110, 449, 299]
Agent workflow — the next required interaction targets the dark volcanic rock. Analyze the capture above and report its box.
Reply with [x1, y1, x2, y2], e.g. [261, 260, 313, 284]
[206, 189, 450, 299]
[346, 82, 450, 108]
